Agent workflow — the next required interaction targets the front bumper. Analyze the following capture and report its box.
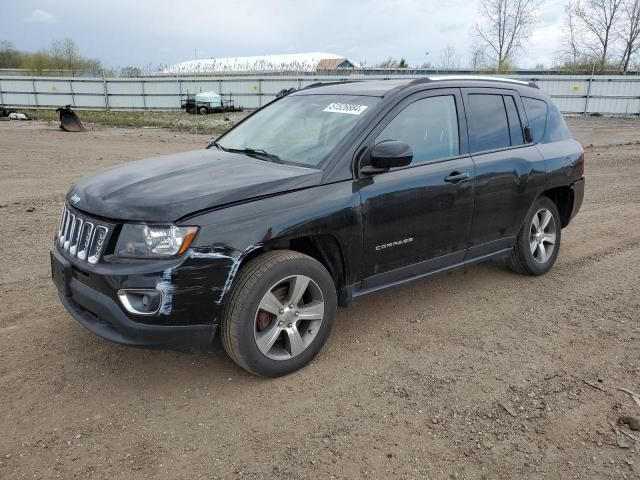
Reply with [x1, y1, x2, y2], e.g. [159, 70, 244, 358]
[58, 281, 216, 348]
[50, 246, 234, 348]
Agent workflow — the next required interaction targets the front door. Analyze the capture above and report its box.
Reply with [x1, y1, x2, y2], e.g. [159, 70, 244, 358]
[356, 89, 475, 289]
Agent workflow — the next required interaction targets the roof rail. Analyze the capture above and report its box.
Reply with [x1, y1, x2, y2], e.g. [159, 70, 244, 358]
[409, 75, 539, 89]
[303, 80, 361, 90]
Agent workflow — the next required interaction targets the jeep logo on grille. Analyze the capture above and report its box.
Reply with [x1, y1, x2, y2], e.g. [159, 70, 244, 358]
[71, 194, 81, 204]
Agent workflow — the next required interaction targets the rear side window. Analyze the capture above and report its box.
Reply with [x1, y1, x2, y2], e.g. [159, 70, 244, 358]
[522, 97, 547, 144]
[544, 102, 572, 143]
[504, 96, 524, 146]
[467, 94, 510, 153]
[376, 95, 459, 165]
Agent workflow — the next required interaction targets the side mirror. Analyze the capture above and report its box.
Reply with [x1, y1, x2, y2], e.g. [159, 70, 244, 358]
[370, 140, 413, 170]
[524, 126, 534, 143]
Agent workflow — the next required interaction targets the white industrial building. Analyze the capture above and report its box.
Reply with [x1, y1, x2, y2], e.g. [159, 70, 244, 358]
[164, 52, 358, 75]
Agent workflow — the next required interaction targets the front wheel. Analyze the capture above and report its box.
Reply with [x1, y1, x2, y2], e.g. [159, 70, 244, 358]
[507, 196, 561, 275]
[220, 251, 337, 377]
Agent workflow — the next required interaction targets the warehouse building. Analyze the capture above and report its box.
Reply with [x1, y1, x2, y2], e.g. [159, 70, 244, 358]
[164, 52, 358, 75]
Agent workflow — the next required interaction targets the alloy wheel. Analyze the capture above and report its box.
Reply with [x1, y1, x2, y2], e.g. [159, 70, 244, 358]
[529, 208, 557, 263]
[253, 275, 325, 360]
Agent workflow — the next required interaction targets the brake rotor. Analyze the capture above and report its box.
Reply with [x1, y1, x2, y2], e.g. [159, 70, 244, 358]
[256, 285, 288, 331]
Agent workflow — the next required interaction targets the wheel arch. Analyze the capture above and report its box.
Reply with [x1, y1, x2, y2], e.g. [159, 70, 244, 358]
[539, 185, 574, 228]
[236, 234, 349, 307]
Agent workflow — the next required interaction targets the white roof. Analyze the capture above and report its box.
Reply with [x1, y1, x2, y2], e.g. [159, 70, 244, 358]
[164, 52, 356, 74]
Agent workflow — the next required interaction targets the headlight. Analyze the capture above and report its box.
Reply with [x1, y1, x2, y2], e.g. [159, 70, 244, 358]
[114, 224, 198, 258]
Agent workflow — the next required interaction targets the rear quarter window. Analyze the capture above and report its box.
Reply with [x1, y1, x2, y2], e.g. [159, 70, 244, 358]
[522, 97, 547, 144]
[543, 102, 573, 143]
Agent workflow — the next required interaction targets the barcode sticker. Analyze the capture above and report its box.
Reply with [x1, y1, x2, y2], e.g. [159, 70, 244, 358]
[323, 103, 368, 115]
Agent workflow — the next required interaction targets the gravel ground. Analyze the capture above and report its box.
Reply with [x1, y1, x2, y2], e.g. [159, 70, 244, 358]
[21, 109, 249, 136]
[0, 117, 639, 479]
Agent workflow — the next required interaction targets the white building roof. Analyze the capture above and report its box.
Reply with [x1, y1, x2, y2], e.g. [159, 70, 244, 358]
[164, 52, 357, 74]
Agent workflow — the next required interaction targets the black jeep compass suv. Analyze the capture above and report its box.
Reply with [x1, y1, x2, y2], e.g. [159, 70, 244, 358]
[51, 77, 585, 377]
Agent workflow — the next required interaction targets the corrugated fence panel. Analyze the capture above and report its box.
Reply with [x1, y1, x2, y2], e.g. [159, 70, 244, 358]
[1, 74, 639, 115]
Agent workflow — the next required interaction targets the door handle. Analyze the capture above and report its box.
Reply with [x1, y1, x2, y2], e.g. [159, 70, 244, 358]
[444, 171, 470, 184]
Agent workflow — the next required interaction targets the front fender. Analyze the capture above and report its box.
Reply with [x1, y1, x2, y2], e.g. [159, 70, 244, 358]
[183, 181, 363, 302]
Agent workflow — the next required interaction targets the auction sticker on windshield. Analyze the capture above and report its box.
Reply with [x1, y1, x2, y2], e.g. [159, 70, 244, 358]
[323, 103, 368, 115]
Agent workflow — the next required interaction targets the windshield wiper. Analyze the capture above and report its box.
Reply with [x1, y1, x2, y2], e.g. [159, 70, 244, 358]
[208, 141, 228, 151]
[226, 147, 283, 164]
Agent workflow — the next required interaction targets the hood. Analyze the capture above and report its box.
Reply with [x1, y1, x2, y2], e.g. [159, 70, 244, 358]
[67, 149, 323, 222]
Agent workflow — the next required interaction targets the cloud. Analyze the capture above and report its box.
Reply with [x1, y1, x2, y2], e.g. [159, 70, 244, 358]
[23, 9, 57, 24]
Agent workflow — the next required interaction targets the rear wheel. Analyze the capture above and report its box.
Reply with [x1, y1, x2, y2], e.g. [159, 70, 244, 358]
[507, 196, 561, 275]
[198, 106, 208, 115]
[220, 251, 337, 377]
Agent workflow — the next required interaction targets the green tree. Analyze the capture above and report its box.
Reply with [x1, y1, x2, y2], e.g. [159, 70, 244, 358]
[21, 51, 51, 75]
[0, 40, 23, 68]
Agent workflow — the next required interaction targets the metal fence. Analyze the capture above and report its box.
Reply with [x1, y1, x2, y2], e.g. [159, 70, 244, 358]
[1, 74, 640, 115]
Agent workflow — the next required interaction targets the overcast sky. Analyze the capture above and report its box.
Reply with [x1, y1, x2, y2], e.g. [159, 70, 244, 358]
[4, 0, 566, 69]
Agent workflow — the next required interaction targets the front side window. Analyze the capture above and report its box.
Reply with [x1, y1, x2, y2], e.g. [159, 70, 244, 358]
[216, 94, 380, 168]
[376, 95, 459, 165]
[467, 94, 511, 153]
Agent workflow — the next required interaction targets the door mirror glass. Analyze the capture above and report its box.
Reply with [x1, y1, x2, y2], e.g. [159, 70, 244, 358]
[370, 140, 413, 169]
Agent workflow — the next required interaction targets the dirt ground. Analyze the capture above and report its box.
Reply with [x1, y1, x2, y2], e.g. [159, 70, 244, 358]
[1, 117, 639, 480]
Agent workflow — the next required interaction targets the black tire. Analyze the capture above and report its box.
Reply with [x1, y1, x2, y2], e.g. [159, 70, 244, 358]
[220, 250, 337, 377]
[508, 196, 561, 275]
[198, 106, 208, 115]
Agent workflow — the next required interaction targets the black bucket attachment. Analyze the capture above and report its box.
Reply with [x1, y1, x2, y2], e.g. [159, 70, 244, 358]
[56, 105, 85, 132]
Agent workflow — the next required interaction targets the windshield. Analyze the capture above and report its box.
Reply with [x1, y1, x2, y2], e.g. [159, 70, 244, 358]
[215, 94, 380, 167]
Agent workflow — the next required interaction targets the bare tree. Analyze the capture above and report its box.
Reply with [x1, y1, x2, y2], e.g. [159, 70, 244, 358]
[439, 44, 461, 69]
[475, 0, 542, 71]
[470, 45, 489, 70]
[376, 57, 399, 68]
[569, 0, 624, 71]
[618, 0, 640, 73]
[561, 3, 584, 65]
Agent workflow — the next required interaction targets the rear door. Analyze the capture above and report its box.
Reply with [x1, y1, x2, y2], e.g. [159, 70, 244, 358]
[462, 88, 546, 258]
[357, 89, 475, 284]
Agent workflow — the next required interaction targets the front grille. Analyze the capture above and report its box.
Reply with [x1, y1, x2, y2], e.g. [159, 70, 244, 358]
[57, 204, 110, 264]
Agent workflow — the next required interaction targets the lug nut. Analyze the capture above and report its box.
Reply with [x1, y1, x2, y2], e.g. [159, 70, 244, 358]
[287, 323, 292, 328]
[279, 308, 284, 314]
[278, 321, 284, 327]
[289, 304, 294, 309]
[295, 311, 299, 317]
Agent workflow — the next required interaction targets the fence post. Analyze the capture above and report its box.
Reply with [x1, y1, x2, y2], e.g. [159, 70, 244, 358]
[69, 79, 75, 107]
[0, 78, 4, 106]
[258, 78, 262, 108]
[141, 80, 146, 111]
[103, 78, 110, 111]
[32, 79, 39, 109]
[176, 78, 182, 109]
[584, 65, 595, 115]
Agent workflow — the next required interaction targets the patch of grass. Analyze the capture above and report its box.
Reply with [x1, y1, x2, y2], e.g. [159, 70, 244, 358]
[23, 109, 249, 136]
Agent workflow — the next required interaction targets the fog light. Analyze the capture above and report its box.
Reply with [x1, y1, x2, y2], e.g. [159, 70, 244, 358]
[117, 289, 163, 316]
